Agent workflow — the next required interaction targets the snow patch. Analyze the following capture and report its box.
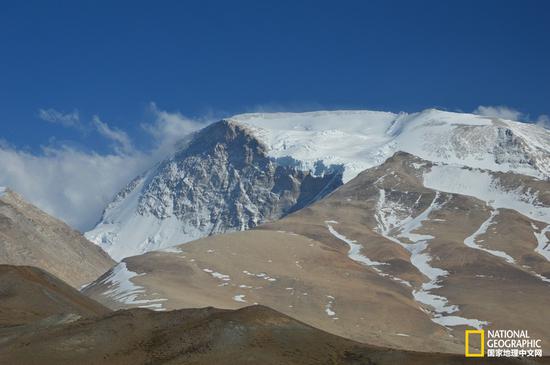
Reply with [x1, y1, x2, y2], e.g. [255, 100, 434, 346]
[325, 295, 336, 317]
[242, 270, 277, 282]
[97, 262, 166, 310]
[203, 268, 231, 281]
[432, 316, 487, 329]
[233, 294, 246, 303]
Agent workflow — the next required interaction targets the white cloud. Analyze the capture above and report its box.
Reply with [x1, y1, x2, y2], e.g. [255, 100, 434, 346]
[473, 105, 550, 129]
[142, 102, 207, 157]
[92, 116, 134, 154]
[0, 105, 211, 231]
[473, 105, 524, 121]
[38, 108, 81, 128]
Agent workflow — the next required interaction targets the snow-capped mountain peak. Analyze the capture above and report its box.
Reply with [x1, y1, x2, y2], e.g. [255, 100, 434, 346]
[86, 109, 550, 261]
[86, 120, 342, 260]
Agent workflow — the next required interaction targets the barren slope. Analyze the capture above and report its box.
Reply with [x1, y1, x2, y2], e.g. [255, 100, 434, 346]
[0, 188, 114, 287]
[85, 230, 459, 352]
[0, 265, 109, 327]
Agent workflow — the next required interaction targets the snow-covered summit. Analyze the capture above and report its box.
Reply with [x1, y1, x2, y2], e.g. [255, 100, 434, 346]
[230, 108, 550, 182]
[230, 110, 398, 182]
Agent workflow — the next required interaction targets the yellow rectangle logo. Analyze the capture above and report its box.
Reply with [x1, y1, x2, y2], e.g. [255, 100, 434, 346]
[465, 330, 485, 357]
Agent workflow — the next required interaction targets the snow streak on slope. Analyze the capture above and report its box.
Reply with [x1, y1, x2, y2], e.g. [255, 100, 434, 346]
[375, 189, 487, 329]
[423, 165, 550, 224]
[325, 221, 411, 287]
[93, 262, 166, 310]
[534, 225, 550, 262]
[326, 222, 388, 270]
[463, 210, 515, 264]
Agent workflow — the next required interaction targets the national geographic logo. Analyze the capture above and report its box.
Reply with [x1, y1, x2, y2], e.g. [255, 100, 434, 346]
[465, 330, 484, 357]
[465, 329, 543, 358]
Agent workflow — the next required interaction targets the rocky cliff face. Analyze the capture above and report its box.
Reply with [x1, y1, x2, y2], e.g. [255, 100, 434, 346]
[86, 121, 343, 260]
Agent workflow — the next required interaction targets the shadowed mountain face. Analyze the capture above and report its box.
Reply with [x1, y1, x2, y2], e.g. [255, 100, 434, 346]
[84, 152, 550, 354]
[0, 189, 114, 288]
[0, 265, 109, 327]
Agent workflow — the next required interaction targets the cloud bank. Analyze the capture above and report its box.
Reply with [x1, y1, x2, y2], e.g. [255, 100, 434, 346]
[0, 146, 146, 230]
[0, 105, 209, 231]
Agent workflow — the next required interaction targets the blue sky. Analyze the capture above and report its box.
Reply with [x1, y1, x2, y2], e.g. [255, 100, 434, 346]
[0, 0, 549, 229]
[2, 0, 549, 152]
